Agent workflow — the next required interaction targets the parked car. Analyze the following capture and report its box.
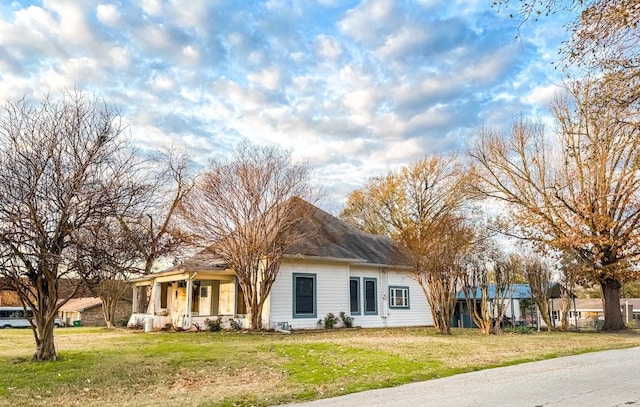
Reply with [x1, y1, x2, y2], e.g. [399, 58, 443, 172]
[0, 307, 64, 328]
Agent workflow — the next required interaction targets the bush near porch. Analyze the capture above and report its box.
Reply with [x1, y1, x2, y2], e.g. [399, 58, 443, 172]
[1, 327, 640, 407]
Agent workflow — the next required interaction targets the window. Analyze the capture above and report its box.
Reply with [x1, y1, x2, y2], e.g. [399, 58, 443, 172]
[293, 273, 316, 318]
[191, 281, 201, 313]
[363, 278, 377, 315]
[160, 282, 168, 309]
[350, 278, 360, 315]
[236, 281, 247, 315]
[389, 286, 410, 309]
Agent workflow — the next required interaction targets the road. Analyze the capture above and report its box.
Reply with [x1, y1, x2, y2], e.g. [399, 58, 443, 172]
[289, 346, 640, 407]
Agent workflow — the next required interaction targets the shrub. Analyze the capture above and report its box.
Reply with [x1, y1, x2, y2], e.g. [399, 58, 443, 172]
[322, 313, 339, 329]
[128, 317, 145, 330]
[339, 312, 354, 328]
[503, 325, 533, 334]
[229, 319, 243, 332]
[205, 318, 222, 332]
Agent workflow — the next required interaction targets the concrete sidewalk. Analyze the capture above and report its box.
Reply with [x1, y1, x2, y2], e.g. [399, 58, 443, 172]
[288, 347, 640, 407]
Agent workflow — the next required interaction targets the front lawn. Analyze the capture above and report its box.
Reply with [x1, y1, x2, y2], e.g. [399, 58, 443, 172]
[1, 327, 639, 406]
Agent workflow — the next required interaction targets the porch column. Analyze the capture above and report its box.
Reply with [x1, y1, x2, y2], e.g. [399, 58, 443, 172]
[185, 277, 192, 328]
[154, 282, 162, 313]
[132, 285, 138, 313]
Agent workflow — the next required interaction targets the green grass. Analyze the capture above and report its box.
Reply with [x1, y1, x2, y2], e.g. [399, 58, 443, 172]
[0, 327, 639, 406]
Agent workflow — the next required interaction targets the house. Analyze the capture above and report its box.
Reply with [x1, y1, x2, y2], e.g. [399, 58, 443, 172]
[59, 297, 131, 327]
[128, 198, 433, 330]
[453, 284, 535, 328]
[547, 298, 640, 329]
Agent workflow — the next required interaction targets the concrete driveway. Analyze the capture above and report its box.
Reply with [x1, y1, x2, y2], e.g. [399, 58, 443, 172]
[289, 346, 640, 407]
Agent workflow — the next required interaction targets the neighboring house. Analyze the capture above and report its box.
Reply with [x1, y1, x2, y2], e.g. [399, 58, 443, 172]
[453, 284, 534, 328]
[59, 297, 131, 327]
[128, 198, 433, 330]
[546, 298, 640, 329]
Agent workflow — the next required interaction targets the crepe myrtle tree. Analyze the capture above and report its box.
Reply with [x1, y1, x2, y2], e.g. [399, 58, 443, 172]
[75, 217, 141, 328]
[341, 155, 477, 334]
[0, 91, 144, 360]
[178, 141, 315, 331]
[116, 145, 196, 314]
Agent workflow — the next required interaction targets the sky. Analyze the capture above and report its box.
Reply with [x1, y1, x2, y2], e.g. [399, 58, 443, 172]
[0, 0, 570, 212]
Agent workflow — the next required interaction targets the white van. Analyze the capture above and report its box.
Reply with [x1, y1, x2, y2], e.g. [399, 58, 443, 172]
[0, 307, 63, 328]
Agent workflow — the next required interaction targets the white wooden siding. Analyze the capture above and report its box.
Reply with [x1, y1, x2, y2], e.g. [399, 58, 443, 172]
[267, 261, 433, 329]
[347, 267, 432, 328]
[269, 260, 350, 329]
[383, 270, 433, 327]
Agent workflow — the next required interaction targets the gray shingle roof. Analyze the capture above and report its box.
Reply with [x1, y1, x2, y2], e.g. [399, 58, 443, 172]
[175, 197, 413, 271]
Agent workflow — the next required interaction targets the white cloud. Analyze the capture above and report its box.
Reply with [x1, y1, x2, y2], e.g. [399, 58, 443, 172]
[524, 84, 560, 106]
[316, 35, 342, 60]
[107, 46, 130, 68]
[41, 0, 94, 46]
[140, 0, 162, 16]
[0, 0, 570, 209]
[246, 68, 281, 91]
[338, 0, 398, 45]
[96, 4, 120, 26]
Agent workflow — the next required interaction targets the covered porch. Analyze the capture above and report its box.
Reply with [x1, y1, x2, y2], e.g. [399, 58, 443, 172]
[128, 268, 247, 330]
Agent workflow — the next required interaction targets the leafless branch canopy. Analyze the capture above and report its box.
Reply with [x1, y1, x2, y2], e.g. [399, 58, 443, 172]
[178, 141, 315, 330]
[0, 90, 143, 359]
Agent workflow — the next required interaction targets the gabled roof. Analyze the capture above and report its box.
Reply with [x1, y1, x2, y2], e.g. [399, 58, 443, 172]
[458, 284, 533, 300]
[58, 297, 103, 312]
[163, 197, 414, 274]
[281, 197, 413, 267]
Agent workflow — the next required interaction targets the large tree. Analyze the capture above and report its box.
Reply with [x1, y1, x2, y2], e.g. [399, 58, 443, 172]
[178, 142, 314, 331]
[469, 77, 640, 330]
[0, 91, 141, 360]
[341, 155, 476, 334]
[497, 1, 640, 104]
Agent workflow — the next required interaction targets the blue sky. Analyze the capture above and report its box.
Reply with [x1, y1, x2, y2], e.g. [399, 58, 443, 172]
[0, 0, 569, 211]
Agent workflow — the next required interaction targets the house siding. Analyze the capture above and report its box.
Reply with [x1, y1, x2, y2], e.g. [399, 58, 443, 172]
[267, 261, 433, 330]
[269, 260, 349, 329]
[384, 271, 432, 327]
[349, 267, 432, 328]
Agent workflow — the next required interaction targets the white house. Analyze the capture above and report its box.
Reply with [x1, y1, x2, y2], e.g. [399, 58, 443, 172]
[128, 198, 433, 330]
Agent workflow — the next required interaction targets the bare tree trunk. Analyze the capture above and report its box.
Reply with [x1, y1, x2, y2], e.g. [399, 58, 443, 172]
[33, 317, 57, 361]
[558, 296, 572, 331]
[601, 278, 625, 331]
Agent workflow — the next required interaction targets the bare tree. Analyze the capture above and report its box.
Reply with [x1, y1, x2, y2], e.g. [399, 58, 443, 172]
[489, 252, 520, 333]
[415, 214, 475, 334]
[74, 218, 140, 328]
[460, 237, 506, 335]
[119, 145, 195, 275]
[106, 146, 195, 317]
[0, 91, 141, 360]
[341, 155, 476, 334]
[495, 0, 639, 72]
[178, 141, 314, 330]
[556, 252, 584, 330]
[469, 76, 640, 330]
[522, 252, 555, 330]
